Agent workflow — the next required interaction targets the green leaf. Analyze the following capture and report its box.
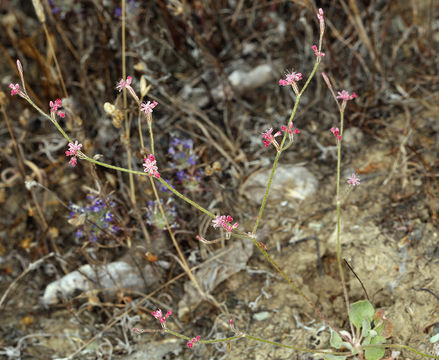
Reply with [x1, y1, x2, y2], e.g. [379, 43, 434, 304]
[361, 318, 371, 339]
[330, 330, 344, 349]
[350, 300, 375, 331]
[365, 346, 385, 360]
[370, 335, 386, 345]
[329, 331, 354, 353]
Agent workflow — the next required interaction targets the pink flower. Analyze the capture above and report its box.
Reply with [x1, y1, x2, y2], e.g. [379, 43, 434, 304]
[336, 90, 357, 101]
[151, 308, 163, 320]
[140, 100, 158, 114]
[116, 76, 132, 92]
[67, 140, 82, 155]
[281, 122, 300, 135]
[279, 71, 302, 95]
[143, 154, 160, 178]
[151, 308, 172, 324]
[330, 127, 342, 141]
[312, 45, 325, 58]
[9, 83, 20, 96]
[49, 99, 66, 118]
[187, 335, 201, 349]
[279, 72, 302, 86]
[69, 156, 77, 167]
[262, 128, 281, 149]
[347, 173, 360, 186]
[65, 141, 82, 167]
[212, 215, 239, 233]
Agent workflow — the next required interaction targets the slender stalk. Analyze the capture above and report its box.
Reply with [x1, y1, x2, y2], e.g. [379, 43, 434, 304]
[336, 110, 355, 336]
[252, 59, 320, 234]
[121, 0, 136, 206]
[138, 106, 145, 152]
[147, 114, 154, 155]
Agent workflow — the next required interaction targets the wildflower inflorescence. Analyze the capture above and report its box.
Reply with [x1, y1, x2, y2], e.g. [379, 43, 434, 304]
[9, 83, 20, 96]
[279, 71, 302, 95]
[49, 99, 66, 118]
[140, 100, 158, 115]
[336, 90, 357, 102]
[212, 215, 239, 234]
[65, 141, 82, 167]
[143, 154, 160, 178]
[281, 122, 300, 137]
[116, 75, 140, 103]
[116, 76, 132, 92]
[187, 335, 201, 348]
[312, 45, 325, 58]
[347, 173, 360, 186]
[262, 128, 281, 149]
[152, 308, 172, 326]
[330, 127, 342, 141]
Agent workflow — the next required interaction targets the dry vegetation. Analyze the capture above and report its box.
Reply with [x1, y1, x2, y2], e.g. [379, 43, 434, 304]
[0, 0, 438, 359]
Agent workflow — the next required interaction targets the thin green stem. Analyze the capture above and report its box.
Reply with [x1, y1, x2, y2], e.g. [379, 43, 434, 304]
[120, 0, 136, 206]
[147, 114, 154, 155]
[335, 110, 354, 336]
[252, 59, 320, 235]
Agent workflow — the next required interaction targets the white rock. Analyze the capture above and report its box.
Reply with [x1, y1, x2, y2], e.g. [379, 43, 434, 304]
[42, 261, 157, 305]
[241, 164, 318, 203]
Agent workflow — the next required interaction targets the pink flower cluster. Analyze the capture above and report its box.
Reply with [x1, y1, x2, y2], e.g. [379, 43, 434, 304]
[212, 215, 239, 233]
[347, 173, 360, 186]
[262, 128, 281, 148]
[65, 141, 82, 167]
[116, 75, 140, 103]
[281, 122, 300, 136]
[151, 308, 172, 324]
[279, 71, 302, 86]
[116, 76, 132, 92]
[49, 99, 65, 118]
[9, 83, 20, 96]
[187, 335, 201, 348]
[330, 127, 341, 141]
[262, 123, 300, 149]
[279, 71, 303, 95]
[115, 75, 158, 115]
[312, 45, 325, 58]
[141, 100, 158, 114]
[337, 90, 357, 101]
[143, 154, 160, 178]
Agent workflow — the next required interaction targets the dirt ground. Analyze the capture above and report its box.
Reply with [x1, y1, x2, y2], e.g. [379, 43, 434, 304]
[0, 1, 438, 359]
